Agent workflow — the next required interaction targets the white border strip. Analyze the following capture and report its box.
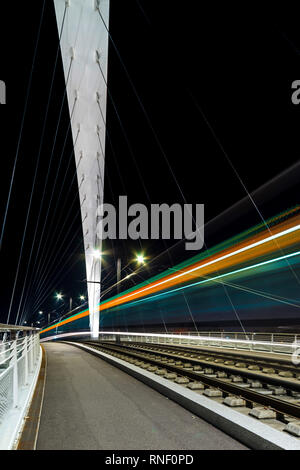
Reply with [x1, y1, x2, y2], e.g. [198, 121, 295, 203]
[32, 345, 47, 450]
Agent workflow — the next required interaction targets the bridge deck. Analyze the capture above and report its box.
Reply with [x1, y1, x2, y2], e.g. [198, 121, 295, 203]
[36, 342, 247, 450]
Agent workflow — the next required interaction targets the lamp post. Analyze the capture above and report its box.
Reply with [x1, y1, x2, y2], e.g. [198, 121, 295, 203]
[55, 292, 73, 313]
[116, 253, 146, 283]
[86, 252, 148, 307]
[117, 258, 121, 296]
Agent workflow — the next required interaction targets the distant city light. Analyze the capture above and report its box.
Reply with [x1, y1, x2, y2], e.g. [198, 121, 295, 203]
[39, 311, 43, 314]
[55, 293, 63, 300]
[79, 295, 85, 301]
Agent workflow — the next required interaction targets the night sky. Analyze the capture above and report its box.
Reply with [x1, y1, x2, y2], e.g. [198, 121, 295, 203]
[0, 1, 299, 327]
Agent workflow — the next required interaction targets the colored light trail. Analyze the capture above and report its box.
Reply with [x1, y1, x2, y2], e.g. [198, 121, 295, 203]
[99, 218, 300, 311]
[40, 210, 300, 336]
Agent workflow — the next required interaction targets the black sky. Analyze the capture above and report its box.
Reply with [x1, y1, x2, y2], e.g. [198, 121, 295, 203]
[0, 1, 299, 326]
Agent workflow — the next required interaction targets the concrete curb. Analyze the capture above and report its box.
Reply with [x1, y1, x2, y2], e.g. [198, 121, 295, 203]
[66, 341, 300, 450]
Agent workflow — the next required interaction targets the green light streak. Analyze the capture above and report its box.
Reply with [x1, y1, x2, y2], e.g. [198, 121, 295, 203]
[122, 250, 300, 308]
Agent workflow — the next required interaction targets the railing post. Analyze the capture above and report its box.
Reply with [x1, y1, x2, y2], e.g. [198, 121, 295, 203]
[24, 335, 29, 385]
[33, 333, 36, 364]
[29, 333, 33, 372]
[269, 333, 274, 352]
[37, 333, 40, 358]
[12, 340, 18, 408]
[32, 334, 36, 364]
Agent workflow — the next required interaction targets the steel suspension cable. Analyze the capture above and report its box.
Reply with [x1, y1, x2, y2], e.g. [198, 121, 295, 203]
[7, 3, 68, 324]
[0, 0, 46, 250]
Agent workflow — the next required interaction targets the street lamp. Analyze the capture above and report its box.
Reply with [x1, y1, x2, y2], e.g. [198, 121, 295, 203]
[55, 293, 63, 301]
[38, 309, 49, 326]
[136, 254, 146, 265]
[93, 249, 102, 259]
[86, 252, 149, 300]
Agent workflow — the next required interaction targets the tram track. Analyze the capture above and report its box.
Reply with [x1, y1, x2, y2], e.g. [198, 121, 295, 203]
[124, 341, 300, 372]
[82, 340, 300, 435]
[110, 341, 300, 391]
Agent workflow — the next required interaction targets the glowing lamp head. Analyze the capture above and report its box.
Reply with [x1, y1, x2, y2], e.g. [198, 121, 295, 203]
[55, 293, 63, 300]
[136, 254, 145, 264]
[79, 295, 85, 301]
[93, 249, 102, 259]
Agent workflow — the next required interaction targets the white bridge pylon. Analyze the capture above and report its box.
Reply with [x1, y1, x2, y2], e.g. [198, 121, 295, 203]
[53, 0, 110, 338]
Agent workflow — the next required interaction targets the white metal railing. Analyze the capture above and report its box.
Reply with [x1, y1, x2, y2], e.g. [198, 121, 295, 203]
[0, 330, 41, 449]
[183, 331, 299, 344]
[40, 330, 300, 356]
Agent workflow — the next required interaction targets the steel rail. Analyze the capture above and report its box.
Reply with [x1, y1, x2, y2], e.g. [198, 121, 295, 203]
[85, 341, 300, 421]
[122, 341, 300, 372]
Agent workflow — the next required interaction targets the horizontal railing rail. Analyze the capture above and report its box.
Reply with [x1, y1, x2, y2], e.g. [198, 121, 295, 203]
[182, 331, 300, 344]
[40, 330, 300, 355]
